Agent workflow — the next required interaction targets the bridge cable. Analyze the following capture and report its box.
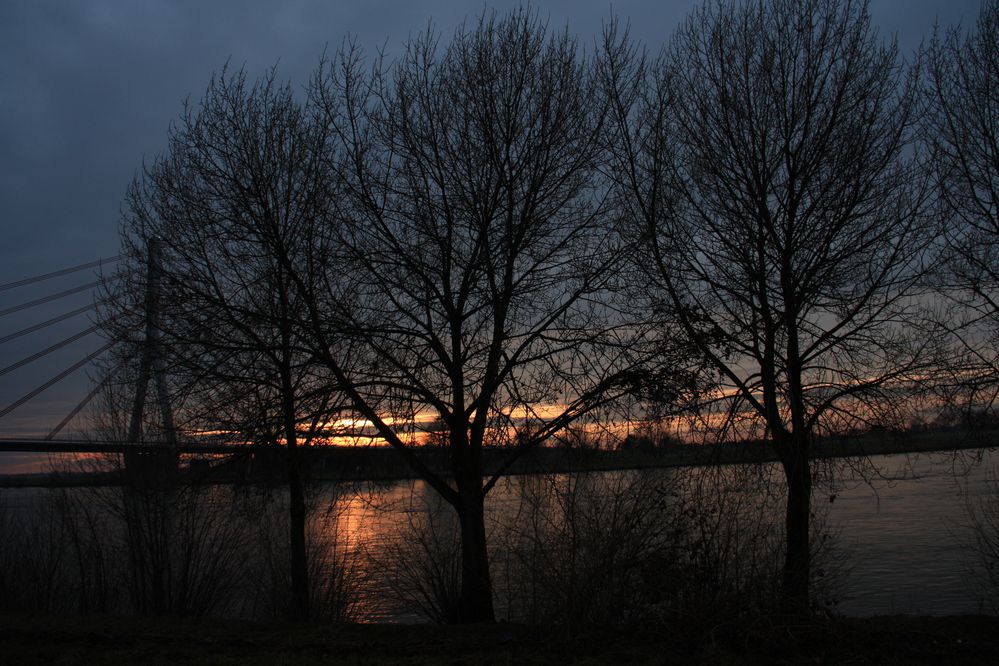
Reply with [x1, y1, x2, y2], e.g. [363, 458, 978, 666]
[0, 324, 101, 378]
[45, 344, 138, 440]
[0, 303, 97, 345]
[45, 375, 111, 440]
[0, 281, 102, 317]
[0, 256, 121, 292]
[0, 342, 113, 419]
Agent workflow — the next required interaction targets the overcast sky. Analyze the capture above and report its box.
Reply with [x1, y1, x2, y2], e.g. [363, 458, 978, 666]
[0, 0, 986, 450]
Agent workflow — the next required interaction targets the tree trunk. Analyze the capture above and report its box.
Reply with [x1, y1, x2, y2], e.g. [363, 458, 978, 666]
[780, 440, 811, 612]
[456, 486, 495, 623]
[287, 444, 310, 621]
[281, 353, 310, 621]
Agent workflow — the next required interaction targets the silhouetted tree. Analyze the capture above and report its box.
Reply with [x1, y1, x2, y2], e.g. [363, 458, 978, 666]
[602, 0, 935, 609]
[114, 69, 345, 621]
[923, 0, 999, 403]
[304, 10, 699, 622]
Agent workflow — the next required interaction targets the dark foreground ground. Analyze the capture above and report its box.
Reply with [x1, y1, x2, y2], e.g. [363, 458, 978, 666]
[2, 613, 999, 665]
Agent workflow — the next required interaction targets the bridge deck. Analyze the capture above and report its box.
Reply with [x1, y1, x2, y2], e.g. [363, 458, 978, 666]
[0, 439, 255, 454]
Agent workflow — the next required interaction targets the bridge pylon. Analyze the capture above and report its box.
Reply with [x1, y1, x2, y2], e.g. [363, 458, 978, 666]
[123, 237, 177, 488]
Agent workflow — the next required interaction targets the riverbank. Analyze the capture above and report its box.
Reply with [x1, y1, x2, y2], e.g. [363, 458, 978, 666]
[2, 612, 998, 664]
[1, 427, 995, 488]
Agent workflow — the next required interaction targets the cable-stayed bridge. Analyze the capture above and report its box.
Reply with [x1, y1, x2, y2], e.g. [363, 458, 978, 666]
[0, 256, 121, 444]
[0, 253, 383, 486]
[0, 252, 254, 476]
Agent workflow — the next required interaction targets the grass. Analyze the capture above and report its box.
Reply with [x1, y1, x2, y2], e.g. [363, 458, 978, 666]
[3, 613, 999, 665]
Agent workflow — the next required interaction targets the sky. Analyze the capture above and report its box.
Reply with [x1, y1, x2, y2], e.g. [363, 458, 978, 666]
[0, 0, 987, 451]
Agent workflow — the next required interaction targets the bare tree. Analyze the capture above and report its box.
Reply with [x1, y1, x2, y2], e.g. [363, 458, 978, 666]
[923, 1, 999, 405]
[602, 0, 934, 609]
[113, 68, 345, 620]
[303, 10, 699, 622]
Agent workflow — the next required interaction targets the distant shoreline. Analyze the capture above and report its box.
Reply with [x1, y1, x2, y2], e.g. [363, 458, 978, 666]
[1, 428, 995, 489]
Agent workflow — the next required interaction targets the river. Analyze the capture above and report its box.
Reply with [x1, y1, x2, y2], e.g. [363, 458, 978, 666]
[333, 450, 999, 618]
[0, 450, 996, 619]
[824, 450, 996, 615]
